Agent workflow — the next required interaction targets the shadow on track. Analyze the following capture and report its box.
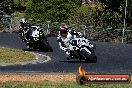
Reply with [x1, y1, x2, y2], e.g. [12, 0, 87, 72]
[59, 60, 97, 63]
[22, 48, 53, 52]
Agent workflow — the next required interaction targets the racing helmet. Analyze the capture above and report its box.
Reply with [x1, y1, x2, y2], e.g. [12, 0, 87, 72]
[77, 32, 83, 37]
[20, 18, 30, 29]
[20, 18, 27, 24]
[60, 25, 68, 37]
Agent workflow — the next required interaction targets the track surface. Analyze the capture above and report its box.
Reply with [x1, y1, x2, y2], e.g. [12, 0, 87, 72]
[0, 33, 132, 74]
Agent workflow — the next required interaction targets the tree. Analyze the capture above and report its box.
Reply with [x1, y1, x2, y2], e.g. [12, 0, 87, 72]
[25, 0, 80, 22]
[0, 0, 15, 29]
[0, 0, 14, 15]
[98, 0, 132, 27]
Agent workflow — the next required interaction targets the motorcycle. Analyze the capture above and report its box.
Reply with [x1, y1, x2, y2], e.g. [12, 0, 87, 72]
[19, 25, 53, 52]
[58, 32, 97, 62]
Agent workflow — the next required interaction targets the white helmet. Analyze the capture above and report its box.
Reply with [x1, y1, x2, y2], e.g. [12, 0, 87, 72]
[77, 32, 83, 36]
[20, 18, 27, 23]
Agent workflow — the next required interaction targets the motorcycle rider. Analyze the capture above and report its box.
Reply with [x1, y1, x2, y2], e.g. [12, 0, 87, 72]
[20, 18, 30, 30]
[57, 25, 72, 51]
[19, 18, 31, 41]
[57, 24, 95, 52]
[57, 24, 86, 50]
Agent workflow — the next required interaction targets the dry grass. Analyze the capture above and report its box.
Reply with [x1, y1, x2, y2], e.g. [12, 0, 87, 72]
[0, 73, 131, 88]
[0, 73, 76, 83]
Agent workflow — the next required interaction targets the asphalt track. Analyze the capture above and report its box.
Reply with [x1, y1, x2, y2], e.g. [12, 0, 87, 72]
[0, 33, 132, 74]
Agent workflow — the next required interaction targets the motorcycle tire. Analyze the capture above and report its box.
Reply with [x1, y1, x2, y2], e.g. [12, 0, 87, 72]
[80, 49, 91, 60]
[81, 49, 97, 63]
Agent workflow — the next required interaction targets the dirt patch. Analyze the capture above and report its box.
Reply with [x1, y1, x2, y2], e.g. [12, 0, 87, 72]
[0, 73, 131, 83]
[0, 73, 77, 83]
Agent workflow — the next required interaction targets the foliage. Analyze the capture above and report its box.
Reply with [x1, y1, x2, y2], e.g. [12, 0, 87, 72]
[98, 0, 132, 27]
[25, 0, 80, 23]
[0, 0, 14, 29]
[2, 0, 131, 42]
[0, 0, 14, 15]
[69, 3, 125, 28]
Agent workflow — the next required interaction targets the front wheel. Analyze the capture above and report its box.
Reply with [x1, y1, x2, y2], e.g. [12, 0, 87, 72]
[80, 49, 91, 60]
[80, 48, 97, 62]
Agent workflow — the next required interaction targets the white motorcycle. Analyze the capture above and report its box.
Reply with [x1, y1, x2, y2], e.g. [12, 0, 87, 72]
[58, 32, 97, 62]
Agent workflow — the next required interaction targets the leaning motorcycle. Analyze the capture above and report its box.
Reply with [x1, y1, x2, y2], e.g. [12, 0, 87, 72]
[58, 33, 97, 62]
[19, 26, 53, 52]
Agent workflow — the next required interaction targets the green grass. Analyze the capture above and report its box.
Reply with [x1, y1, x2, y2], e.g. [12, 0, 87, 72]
[0, 81, 131, 88]
[0, 47, 35, 63]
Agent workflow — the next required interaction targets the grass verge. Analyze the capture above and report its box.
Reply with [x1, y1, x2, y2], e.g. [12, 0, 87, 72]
[0, 81, 131, 88]
[0, 73, 131, 88]
[0, 47, 35, 63]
